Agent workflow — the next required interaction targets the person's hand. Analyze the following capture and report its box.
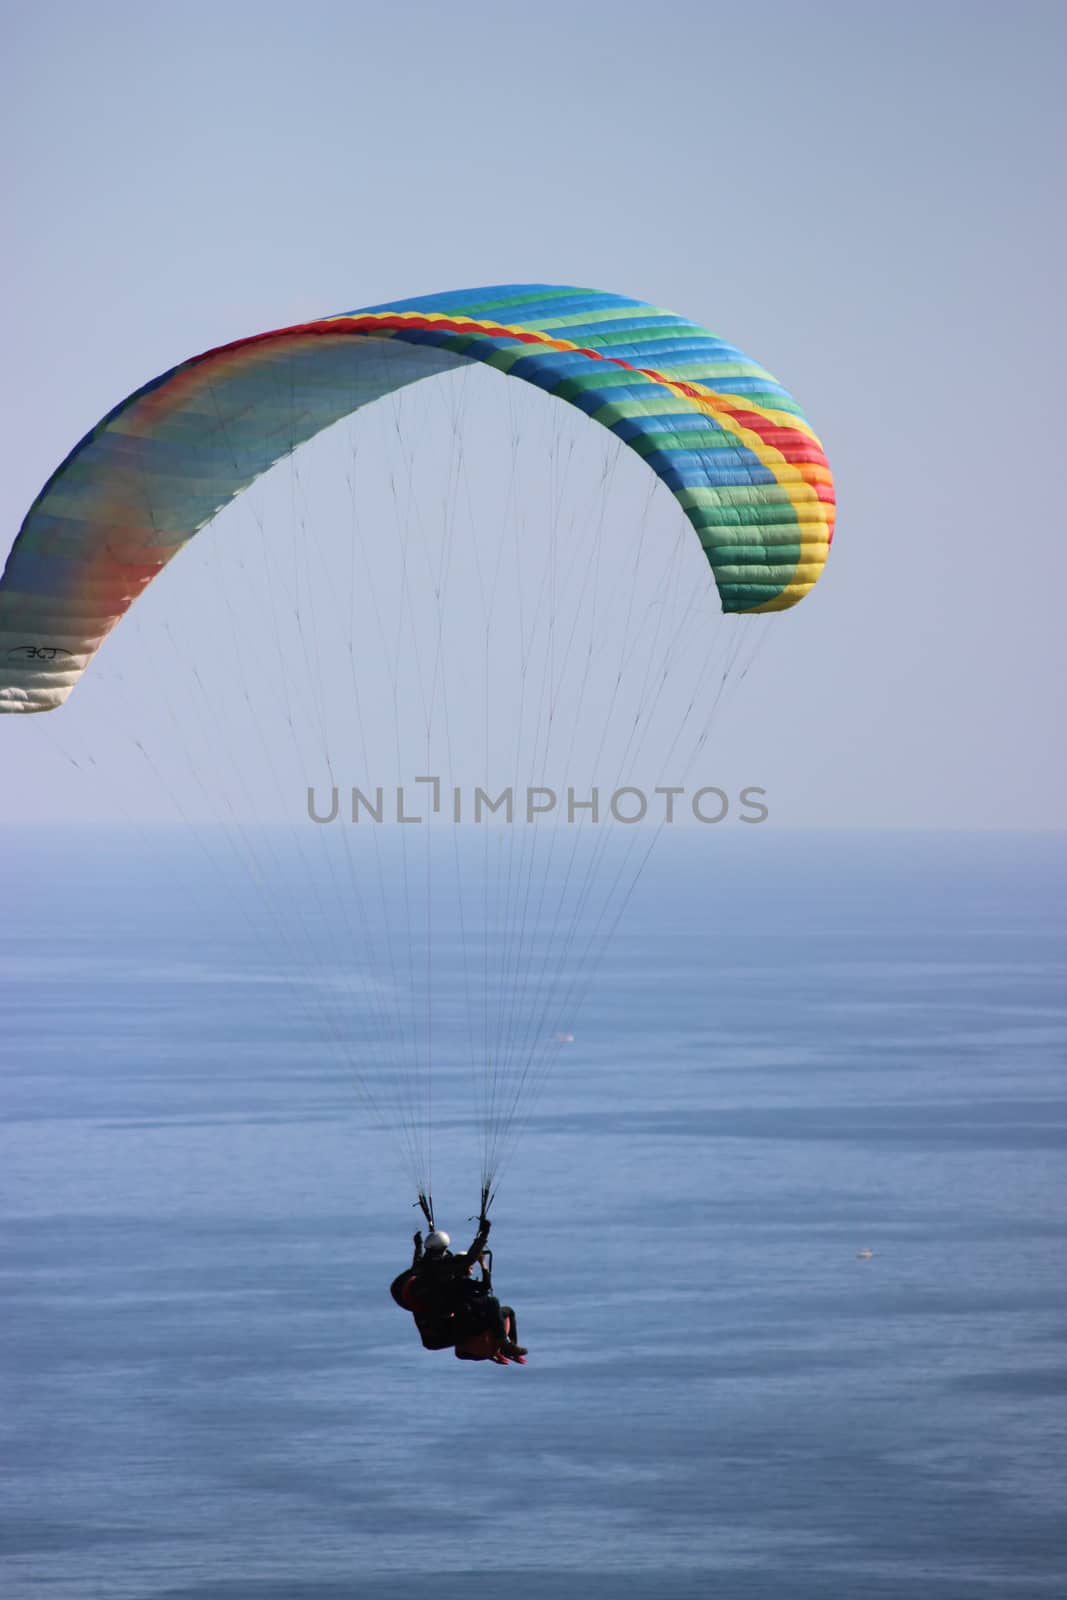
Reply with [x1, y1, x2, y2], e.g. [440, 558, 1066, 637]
[413, 1230, 423, 1249]
[481, 1218, 492, 1236]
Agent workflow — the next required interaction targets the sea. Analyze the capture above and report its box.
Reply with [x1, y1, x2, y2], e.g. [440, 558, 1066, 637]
[1, 826, 1065, 1599]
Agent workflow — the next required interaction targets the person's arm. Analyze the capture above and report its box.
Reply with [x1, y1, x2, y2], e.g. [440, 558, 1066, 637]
[412, 1230, 424, 1267]
[462, 1218, 490, 1265]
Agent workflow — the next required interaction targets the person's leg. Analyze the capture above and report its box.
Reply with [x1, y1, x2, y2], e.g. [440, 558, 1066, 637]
[500, 1305, 527, 1357]
[486, 1295, 508, 1340]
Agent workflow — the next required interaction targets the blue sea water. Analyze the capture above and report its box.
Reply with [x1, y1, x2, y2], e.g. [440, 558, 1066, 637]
[1, 828, 1065, 1599]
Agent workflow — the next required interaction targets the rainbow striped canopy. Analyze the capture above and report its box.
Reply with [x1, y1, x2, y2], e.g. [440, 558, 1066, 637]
[0, 284, 835, 712]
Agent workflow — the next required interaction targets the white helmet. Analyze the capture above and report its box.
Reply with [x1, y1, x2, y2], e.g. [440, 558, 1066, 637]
[424, 1230, 451, 1255]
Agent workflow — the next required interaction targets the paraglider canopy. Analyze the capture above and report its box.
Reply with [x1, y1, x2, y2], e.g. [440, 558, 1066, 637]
[0, 284, 834, 713]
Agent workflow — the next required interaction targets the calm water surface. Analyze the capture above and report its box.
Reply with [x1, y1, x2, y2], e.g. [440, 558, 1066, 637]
[2, 829, 1065, 1598]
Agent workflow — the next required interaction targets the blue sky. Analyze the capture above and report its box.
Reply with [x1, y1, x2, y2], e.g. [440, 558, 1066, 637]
[2, 0, 1065, 827]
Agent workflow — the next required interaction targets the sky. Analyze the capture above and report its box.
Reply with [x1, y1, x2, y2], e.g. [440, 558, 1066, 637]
[2, 0, 1065, 828]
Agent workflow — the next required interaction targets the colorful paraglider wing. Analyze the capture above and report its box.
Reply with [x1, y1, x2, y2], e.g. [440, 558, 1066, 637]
[0, 285, 834, 712]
